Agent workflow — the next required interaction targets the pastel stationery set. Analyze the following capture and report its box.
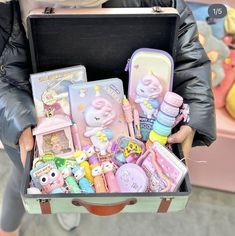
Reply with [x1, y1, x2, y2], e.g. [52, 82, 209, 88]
[69, 78, 129, 155]
[30, 65, 87, 123]
[22, 7, 191, 216]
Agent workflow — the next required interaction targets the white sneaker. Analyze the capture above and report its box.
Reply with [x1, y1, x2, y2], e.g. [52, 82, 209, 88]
[57, 213, 81, 231]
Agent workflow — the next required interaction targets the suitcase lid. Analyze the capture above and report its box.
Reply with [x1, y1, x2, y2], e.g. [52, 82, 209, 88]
[27, 7, 179, 83]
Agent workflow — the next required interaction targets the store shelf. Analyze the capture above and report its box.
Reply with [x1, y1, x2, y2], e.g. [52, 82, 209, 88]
[216, 108, 235, 139]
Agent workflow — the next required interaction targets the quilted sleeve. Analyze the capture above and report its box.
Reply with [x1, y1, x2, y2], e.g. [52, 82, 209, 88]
[173, 0, 216, 146]
[0, 0, 37, 149]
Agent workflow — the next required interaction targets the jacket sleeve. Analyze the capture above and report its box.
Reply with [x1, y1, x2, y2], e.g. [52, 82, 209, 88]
[0, 0, 37, 149]
[173, 0, 216, 146]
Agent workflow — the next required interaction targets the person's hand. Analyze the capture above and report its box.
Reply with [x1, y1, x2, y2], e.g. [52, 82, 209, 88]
[168, 125, 196, 165]
[19, 127, 34, 166]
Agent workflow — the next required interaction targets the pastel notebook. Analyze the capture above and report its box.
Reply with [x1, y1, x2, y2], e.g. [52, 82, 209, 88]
[30, 65, 87, 123]
[127, 49, 174, 141]
[152, 142, 188, 192]
[69, 78, 129, 156]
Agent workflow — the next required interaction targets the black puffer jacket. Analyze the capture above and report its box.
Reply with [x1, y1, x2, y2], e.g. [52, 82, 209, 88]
[0, 0, 37, 149]
[0, 0, 216, 150]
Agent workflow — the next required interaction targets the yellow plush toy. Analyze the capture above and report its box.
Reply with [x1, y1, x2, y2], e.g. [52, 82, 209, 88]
[197, 21, 230, 87]
[226, 83, 235, 119]
[225, 8, 235, 35]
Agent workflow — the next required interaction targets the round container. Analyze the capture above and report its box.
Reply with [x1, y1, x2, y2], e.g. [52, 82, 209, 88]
[115, 163, 148, 192]
[156, 111, 176, 127]
[164, 92, 183, 108]
[149, 130, 168, 145]
[152, 120, 172, 136]
[160, 101, 180, 117]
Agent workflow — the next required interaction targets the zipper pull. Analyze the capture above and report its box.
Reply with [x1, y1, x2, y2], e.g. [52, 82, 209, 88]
[125, 59, 130, 72]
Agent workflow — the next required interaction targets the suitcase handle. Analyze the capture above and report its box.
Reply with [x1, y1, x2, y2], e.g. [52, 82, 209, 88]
[72, 198, 137, 216]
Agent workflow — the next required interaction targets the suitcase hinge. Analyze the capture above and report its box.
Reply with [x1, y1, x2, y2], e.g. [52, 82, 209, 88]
[152, 6, 163, 13]
[38, 199, 52, 214]
[44, 7, 55, 14]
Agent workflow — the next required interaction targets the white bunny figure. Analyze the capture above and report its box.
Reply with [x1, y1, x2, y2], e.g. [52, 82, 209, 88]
[84, 97, 116, 156]
[135, 74, 163, 119]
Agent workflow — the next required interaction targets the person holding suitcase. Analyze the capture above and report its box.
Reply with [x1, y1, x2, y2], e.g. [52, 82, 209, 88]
[0, 0, 216, 236]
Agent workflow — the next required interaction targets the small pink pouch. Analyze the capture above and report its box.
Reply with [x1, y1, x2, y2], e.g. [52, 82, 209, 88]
[151, 142, 188, 192]
[115, 163, 148, 193]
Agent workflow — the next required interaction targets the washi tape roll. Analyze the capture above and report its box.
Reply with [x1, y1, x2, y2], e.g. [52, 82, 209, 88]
[149, 130, 168, 145]
[160, 101, 180, 117]
[164, 92, 183, 108]
[152, 120, 172, 136]
[156, 111, 176, 127]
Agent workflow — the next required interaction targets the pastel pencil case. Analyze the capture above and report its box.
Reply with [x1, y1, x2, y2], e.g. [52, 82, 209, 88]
[126, 48, 174, 141]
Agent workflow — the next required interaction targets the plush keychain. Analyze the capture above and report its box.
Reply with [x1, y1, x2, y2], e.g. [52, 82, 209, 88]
[197, 21, 230, 87]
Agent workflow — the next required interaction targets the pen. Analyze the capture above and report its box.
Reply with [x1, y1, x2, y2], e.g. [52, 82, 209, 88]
[122, 96, 135, 138]
[133, 107, 142, 139]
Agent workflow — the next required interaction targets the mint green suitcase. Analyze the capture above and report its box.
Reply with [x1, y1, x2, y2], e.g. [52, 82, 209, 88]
[22, 143, 191, 215]
[21, 7, 191, 216]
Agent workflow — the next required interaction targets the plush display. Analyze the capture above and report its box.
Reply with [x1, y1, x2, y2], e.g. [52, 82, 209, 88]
[225, 83, 235, 119]
[197, 21, 230, 87]
[213, 49, 235, 108]
[225, 8, 235, 35]
[187, 2, 226, 39]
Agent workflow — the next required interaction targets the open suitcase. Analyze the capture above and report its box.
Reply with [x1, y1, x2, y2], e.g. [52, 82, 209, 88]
[21, 7, 192, 216]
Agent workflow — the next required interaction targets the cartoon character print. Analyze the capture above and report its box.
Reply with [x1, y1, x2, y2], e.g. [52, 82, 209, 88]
[91, 165, 103, 177]
[91, 164, 107, 193]
[41, 89, 64, 117]
[83, 145, 96, 158]
[102, 161, 120, 193]
[73, 150, 94, 184]
[102, 161, 114, 174]
[135, 74, 163, 119]
[60, 166, 72, 179]
[39, 168, 65, 194]
[84, 97, 116, 156]
[74, 151, 88, 164]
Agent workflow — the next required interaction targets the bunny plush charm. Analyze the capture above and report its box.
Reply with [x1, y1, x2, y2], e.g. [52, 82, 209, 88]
[84, 97, 116, 156]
